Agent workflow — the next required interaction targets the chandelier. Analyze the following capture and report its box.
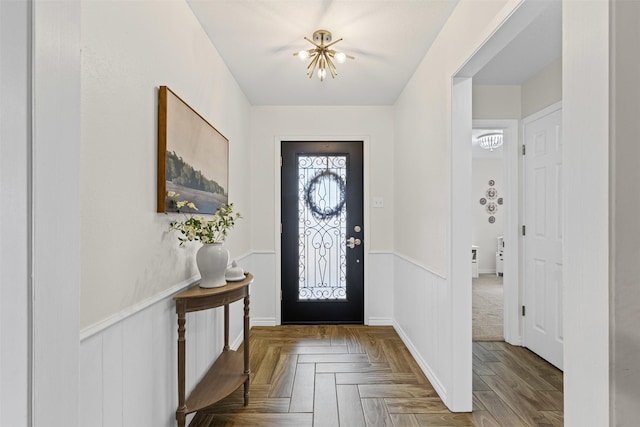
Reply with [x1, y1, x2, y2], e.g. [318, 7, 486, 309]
[477, 133, 503, 151]
[294, 29, 354, 81]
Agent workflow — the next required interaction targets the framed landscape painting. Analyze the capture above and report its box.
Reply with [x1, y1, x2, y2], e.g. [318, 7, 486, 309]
[157, 86, 228, 214]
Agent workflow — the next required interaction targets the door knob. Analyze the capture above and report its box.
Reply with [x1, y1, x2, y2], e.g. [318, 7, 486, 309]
[346, 236, 362, 249]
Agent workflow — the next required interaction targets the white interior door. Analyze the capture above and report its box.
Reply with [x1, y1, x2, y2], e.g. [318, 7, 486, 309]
[523, 106, 563, 370]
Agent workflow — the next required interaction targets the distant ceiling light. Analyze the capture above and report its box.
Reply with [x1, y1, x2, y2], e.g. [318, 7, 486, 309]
[294, 29, 354, 82]
[477, 133, 503, 151]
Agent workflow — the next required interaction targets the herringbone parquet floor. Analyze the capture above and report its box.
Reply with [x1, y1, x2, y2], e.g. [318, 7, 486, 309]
[190, 325, 563, 427]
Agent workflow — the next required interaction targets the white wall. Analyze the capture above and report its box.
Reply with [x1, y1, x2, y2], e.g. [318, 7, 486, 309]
[395, 0, 516, 274]
[471, 158, 503, 273]
[250, 106, 395, 251]
[609, 1, 640, 425]
[393, 0, 519, 411]
[249, 106, 395, 325]
[32, 0, 82, 425]
[563, 0, 609, 425]
[80, 0, 252, 331]
[0, 1, 31, 425]
[474, 60, 561, 122]
[472, 85, 521, 119]
[77, 0, 252, 424]
[522, 59, 562, 118]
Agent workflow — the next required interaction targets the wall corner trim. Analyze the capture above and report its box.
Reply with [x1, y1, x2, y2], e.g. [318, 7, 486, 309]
[394, 252, 447, 280]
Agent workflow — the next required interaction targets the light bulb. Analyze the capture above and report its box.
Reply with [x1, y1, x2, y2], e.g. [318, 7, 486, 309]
[318, 68, 327, 80]
[298, 50, 309, 61]
[335, 52, 346, 64]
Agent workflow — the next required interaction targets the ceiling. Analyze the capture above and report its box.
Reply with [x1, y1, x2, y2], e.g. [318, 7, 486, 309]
[187, 0, 561, 106]
[473, 0, 561, 85]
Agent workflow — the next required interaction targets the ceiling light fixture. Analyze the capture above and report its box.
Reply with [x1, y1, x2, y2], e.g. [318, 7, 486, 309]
[294, 29, 354, 82]
[477, 133, 504, 151]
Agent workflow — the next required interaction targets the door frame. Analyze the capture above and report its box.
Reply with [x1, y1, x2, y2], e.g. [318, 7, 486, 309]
[274, 136, 371, 325]
[472, 119, 521, 345]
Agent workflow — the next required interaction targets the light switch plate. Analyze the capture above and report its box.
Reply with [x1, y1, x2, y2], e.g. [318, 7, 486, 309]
[373, 197, 384, 208]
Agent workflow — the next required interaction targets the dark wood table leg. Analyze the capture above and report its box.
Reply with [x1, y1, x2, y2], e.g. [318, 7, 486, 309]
[223, 304, 230, 351]
[243, 294, 250, 405]
[176, 301, 187, 427]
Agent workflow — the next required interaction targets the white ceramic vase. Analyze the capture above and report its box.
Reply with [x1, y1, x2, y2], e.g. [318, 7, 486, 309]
[196, 242, 229, 288]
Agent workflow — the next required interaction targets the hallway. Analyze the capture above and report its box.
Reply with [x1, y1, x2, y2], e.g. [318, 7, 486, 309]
[473, 274, 504, 342]
[190, 325, 563, 426]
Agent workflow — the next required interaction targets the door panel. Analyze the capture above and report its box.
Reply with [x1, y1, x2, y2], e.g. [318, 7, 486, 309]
[281, 141, 364, 324]
[524, 108, 563, 369]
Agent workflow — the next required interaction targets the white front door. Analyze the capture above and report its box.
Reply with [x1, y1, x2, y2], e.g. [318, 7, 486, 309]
[523, 105, 563, 369]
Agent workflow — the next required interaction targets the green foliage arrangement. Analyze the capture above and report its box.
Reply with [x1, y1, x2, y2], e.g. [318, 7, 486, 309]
[167, 191, 241, 246]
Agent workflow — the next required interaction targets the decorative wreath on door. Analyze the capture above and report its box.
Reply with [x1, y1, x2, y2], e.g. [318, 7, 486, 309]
[305, 170, 346, 219]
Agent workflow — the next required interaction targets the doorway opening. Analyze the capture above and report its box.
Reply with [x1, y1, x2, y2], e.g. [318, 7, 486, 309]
[471, 128, 506, 342]
[451, 0, 561, 406]
[470, 121, 519, 344]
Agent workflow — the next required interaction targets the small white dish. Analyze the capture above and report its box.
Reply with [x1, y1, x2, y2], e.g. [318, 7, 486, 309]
[225, 260, 245, 282]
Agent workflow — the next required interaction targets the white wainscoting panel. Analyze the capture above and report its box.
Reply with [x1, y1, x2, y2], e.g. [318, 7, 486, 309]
[367, 252, 394, 325]
[122, 302, 154, 427]
[79, 333, 103, 426]
[392, 254, 449, 404]
[79, 256, 252, 426]
[102, 322, 123, 427]
[149, 298, 180, 427]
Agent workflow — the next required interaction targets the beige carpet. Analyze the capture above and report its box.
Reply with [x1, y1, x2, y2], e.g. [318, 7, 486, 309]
[473, 274, 504, 341]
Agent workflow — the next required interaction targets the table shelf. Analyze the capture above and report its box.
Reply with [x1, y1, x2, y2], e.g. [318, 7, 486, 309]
[174, 274, 253, 427]
[184, 350, 247, 413]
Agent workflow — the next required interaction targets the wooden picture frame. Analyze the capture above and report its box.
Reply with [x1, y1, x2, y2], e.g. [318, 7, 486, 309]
[157, 86, 229, 214]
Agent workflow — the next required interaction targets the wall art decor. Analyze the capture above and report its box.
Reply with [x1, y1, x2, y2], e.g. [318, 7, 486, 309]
[157, 86, 229, 214]
[479, 179, 502, 225]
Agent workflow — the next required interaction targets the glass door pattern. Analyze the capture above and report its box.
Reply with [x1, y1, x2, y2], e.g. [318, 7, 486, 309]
[297, 155, 347, 300]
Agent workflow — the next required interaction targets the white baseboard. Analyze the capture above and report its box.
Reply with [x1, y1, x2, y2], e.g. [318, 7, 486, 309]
[367, 317, 393, 326]
[251, 317, 277, 327]
[393, 320, 448, 404]
[230, 330, 244, 351]
[507, 336, 522, 346]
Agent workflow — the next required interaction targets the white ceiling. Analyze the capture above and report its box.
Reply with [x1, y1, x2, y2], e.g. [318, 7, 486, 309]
[187, 0, 562, 106]
[473, 0, 561, 85]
